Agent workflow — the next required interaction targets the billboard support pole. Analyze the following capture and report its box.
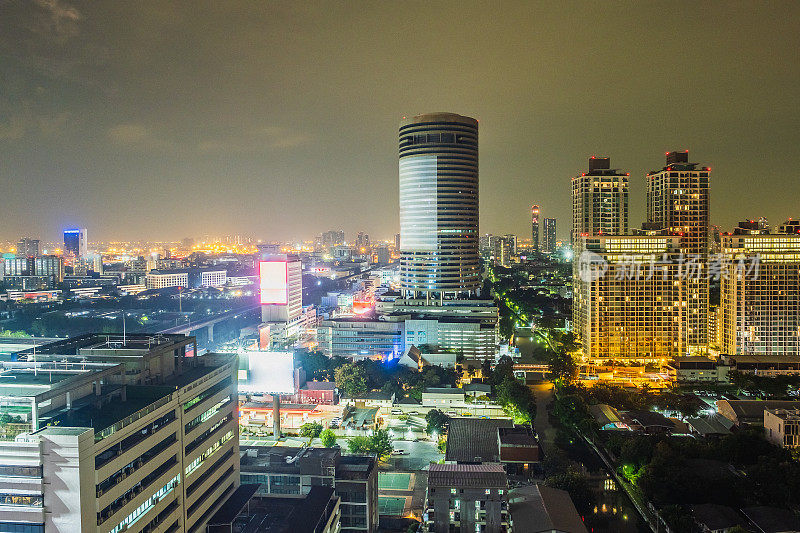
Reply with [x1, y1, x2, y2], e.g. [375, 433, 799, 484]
[273, 395, 281, 438]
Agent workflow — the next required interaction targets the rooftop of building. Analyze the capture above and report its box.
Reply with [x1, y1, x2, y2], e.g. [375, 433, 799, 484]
[301, 381, 336, 391]
[508, 484, 588, 533]
[49, 383, 174, 432]
[336, 455, 376, 480]
[423, 387, 464, 396]
[445, 418, 513, 463]
[718, 399, 800, 421]
[428, 463, 507, 489]
[209, 485, 337, 533]
[18, 332, 192, 358]
[690, 504, 744, 531]
[741, 506, 800, 533]
[239, 445, 339, 474]
[765, 408, 800, 420]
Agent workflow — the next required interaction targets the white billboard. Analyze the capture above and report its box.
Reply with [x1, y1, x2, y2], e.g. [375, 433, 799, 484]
[259, 261, 288, 304]
[238, 351, 295, 394]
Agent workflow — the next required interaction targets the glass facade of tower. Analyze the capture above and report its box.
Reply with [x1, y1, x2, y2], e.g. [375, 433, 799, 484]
[398, 113, 479, 298]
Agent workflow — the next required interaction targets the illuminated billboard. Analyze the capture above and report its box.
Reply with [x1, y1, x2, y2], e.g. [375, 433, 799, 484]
[259, 261, 288, 304]
[238, 351, 295, 394]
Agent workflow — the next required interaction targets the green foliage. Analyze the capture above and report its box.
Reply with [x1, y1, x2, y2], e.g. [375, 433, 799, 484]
[335, 363, 369, 397]
[548, 349, 578, 385]
[496, 376, 536, 424]
[729, 370, 800, 398]
[347, 429, 394, 459]
[425, 409, 450, 435]
[0, 330, 30, 338]
[0, 413, 24, 425]
[295, 350, 337, 381]
[320, 428, 337, 447]
[544, 466, 594, 516]
[299, 421, 323, 438]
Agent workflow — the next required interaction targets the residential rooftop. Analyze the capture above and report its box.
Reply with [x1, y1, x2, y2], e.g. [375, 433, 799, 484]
[428, 463, 507, 489]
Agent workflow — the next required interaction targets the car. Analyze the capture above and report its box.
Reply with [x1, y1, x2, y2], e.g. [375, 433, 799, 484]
[390, 409, 403, 415]
[391, 449, 408, 455]
[408, 411, 420, 415]
[446, 411, 458, 416]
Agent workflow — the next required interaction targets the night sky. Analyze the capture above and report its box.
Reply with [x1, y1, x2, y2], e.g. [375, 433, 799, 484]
[2, 1, 799, 242]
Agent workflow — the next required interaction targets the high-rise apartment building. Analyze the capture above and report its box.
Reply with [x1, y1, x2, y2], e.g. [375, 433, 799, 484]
[541, 218, 557, 253]
[321, 230, 345, 251]
[720, 227, 800, 355]
[398, 113, 480, 299]
[492, 235, 514, 267]
[531, 205, 540, 252]
[259, 254, 303, 323]
[64, 228, 88, 258]
[571, 157, 629, 244]
[574, 234, 687, 361]
[16, 237, 40, 258]
[0, 334, 238, 533]
[647, 151, 711, 349]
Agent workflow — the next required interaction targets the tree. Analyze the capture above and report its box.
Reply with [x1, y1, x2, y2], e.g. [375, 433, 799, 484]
[425, 409, 450, 435]
[548, 349, 578, 385]
[347, 429, 394, 459]
[496, 376, 536, 424]
[299, 421, 323, 438]
[335, 363, 368, 397]
[320, 429, 337, 447]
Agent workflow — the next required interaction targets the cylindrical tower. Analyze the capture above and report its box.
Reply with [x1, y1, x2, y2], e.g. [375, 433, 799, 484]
[398, 112, 480, 299]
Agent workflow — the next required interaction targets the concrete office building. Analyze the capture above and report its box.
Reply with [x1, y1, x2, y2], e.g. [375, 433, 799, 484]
[720, 229, 800, 355]
[16, 238, 40, 258]
[239, 445, 378, 533]
[398, 113, 480, 299]
[64, 228, 88, 258]
[541, 217, 557, 254]
[260, 254, 302, 323]
[0, 333, 238, 533]
[647, 151, 711, 349]
[764, 409, 800, 449]
[573, 234, 688, 361]
[531, 205, 540, 252]
[424, 463, 509, 533]
[316, 318, 405, 360]
[571, 157, 629, 244]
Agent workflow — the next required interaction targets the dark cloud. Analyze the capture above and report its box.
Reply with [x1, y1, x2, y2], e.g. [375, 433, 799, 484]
[0, 1, 799, 241]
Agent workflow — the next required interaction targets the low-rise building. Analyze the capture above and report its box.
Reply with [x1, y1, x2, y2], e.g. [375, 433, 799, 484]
[764, 408, 800, 448]
[207, 484, 340, 533]
[239, 445, 378, 533]
[508, 484, 588, 533]
[425, 463, 509, 533]
[666, 357, 731, 383]
[716, 399, 800, 426]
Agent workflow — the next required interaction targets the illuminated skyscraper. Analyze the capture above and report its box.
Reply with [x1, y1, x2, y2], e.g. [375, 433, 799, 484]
[398, 113, 479, 299]
[63, 228, 88, 258]
[531, 205, 540, 252]
[574, 234, 687, 361]
[541, 218, 557, 253]
[720, 225, 800, 355]
[571, 157, 629, 244]
[647, 151, 711, 349]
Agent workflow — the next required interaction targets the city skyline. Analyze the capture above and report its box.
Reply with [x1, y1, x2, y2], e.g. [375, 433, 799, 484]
[2, 2, 800, 241]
